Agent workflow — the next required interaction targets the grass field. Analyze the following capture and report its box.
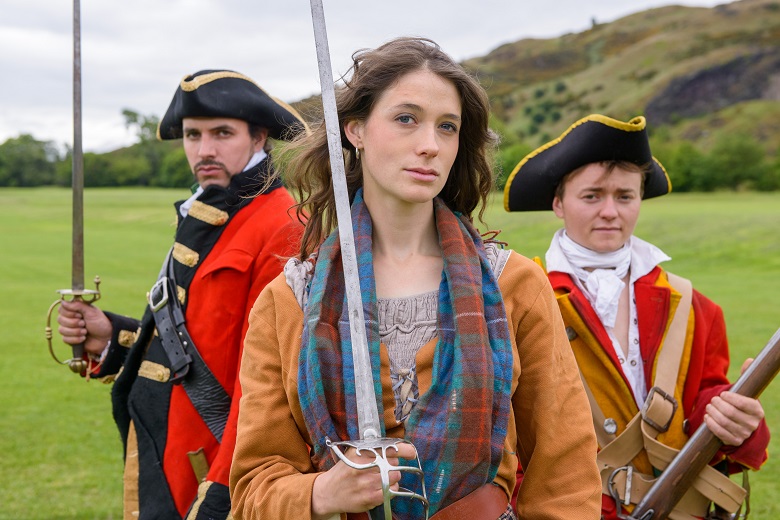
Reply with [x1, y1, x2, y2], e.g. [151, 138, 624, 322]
[1, 187, 779, 519]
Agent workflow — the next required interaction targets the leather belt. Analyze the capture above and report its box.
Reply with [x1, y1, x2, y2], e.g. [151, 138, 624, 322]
[347, 483, 509, 520]
[146, 254, 231, 443]
[148, 276, 191, 380]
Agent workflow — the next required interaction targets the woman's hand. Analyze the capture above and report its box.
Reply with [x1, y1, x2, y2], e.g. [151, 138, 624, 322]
[311, 441, 417, 520]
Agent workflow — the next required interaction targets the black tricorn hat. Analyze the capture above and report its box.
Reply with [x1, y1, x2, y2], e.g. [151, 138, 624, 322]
[157, 69, 307, 141]
[503, 114, 671, 212]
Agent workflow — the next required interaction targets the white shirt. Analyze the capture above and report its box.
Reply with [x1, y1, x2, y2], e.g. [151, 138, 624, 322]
[546, 229, 671, 406]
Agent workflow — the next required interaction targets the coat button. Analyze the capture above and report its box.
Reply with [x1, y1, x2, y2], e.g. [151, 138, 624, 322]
[565, 327, 578, 341]
[604, 418, 618, 435]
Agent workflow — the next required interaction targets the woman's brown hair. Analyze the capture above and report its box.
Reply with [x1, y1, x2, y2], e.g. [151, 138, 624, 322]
[276, 37, 497, 259]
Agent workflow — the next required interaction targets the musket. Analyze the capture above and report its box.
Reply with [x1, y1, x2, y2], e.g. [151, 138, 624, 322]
[627, 326, 780, 520]
[307, 2, 428, 518]
[44, 0, 101, 374]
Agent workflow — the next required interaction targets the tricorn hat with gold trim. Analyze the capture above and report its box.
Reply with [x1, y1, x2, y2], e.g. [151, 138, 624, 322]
[503, 114, 671, 212]
[157, 69, 307, 141]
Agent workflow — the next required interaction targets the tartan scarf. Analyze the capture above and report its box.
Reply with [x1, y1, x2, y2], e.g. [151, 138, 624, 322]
[298, 190, 513, 518]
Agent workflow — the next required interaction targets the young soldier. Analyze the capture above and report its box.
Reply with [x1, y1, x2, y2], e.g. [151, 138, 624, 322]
[57, 70, 306, 520]
[504, 114, 769, 519]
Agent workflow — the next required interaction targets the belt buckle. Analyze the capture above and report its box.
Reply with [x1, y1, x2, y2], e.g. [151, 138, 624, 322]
[607, 466, 634, 519]
[641, 386, 678, 433]
[148, 277, 170, 312]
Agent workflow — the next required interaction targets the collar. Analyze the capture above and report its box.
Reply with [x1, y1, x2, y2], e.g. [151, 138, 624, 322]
[180, 149, 270, 218]
[546, 230, 671, 328]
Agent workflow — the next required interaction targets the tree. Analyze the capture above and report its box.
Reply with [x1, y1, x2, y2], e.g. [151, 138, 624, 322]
[496, 142, 533, 191]
[0, 134, 60, 186]
[707, 133, 769, 190]
[122, 108, 167, 185]
[157, 147, 194, 188]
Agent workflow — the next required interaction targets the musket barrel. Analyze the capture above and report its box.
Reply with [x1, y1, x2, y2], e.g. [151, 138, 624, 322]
[629, 326, 780, 519]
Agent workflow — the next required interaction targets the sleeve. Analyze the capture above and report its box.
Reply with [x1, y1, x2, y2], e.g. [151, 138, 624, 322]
[230, 280, 323, 520]
[86, 311, 140, 380]
[684, 292, 770, 472]
[506, 255, 602, 519]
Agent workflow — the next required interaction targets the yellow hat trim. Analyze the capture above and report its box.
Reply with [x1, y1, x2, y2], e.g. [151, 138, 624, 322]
[503, 114, 648, 211]
[179, 71, 309, 135]
[180, 71, 257, 92]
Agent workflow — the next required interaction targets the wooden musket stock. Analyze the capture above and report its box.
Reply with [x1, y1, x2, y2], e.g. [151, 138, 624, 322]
[628, 326, 780, 520]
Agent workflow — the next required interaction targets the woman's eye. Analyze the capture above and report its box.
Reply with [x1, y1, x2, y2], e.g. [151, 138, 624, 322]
[397, 115, 414, 124]
[441, 122, 458, 133]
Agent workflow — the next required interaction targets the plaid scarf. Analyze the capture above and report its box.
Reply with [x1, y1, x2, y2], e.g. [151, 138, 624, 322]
[298, 191, 513, 518]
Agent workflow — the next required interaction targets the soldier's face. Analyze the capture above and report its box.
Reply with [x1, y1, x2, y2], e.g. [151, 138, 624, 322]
[552, 163, 642, 253]
[182, 117, 267, 189]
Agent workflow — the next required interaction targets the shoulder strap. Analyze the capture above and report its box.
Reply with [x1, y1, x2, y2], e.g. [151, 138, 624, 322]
[653, 271, 692, 394]
[146, 253, 231, 442]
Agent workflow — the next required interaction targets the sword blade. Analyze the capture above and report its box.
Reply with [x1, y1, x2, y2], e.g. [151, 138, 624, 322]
[72, 0, 85, 291]
[308, 0, 382, 440]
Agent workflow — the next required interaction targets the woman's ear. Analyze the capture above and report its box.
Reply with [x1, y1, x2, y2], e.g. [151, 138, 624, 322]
[344, 119, 363, 150]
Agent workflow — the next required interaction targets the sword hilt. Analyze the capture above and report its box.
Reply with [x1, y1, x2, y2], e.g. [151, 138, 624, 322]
[44, 275, 102, 374]
[326, 437, 429, 520]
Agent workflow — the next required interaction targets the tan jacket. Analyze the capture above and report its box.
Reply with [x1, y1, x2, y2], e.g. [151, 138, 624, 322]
[230, 251, 601, 519]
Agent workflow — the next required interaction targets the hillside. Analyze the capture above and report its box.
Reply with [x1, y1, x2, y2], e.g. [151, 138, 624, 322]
[460, 0, 780, 152]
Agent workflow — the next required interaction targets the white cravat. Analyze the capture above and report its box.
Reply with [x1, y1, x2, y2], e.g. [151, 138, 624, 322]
[179, 150, 267, 218]
[547, 229, 671, 406]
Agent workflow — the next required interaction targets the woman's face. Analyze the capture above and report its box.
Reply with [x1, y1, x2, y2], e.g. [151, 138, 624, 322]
[345, 68, 461, 209]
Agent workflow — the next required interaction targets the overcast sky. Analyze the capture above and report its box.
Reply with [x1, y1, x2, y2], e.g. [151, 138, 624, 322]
[1, 0, 724, 152]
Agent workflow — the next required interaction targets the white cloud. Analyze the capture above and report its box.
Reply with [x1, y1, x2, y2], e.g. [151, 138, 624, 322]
[1, 0, 723, 151]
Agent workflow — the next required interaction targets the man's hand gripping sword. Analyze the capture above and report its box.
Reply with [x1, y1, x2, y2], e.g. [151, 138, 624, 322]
[308, 1, 428, 518]
[44, 0, 101, 375]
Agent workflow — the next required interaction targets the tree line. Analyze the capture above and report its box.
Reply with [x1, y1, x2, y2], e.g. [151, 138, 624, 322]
[2, 109, 779, 193]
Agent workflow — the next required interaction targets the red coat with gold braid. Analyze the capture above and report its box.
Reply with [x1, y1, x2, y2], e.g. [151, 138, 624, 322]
[547, 266, 769, 519]
[94, 158, 303, 519]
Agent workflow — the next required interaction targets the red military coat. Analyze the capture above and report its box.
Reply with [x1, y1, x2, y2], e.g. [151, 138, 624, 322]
[100, 165, 303, 519]
[547, 266, 769, 519]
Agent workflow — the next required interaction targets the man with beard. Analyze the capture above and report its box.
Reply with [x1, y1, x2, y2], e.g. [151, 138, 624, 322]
[57, 70, 307, 519]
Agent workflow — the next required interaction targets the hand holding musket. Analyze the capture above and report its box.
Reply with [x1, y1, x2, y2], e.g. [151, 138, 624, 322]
[43, 0, 102, 375]
[626, 327, 780, 520]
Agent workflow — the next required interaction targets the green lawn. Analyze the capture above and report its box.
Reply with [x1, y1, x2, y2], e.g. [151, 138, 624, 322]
[1, 188, 779, 518]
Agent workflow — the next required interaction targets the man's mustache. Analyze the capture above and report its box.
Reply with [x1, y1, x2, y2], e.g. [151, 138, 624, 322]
[194, 160, 228, 172]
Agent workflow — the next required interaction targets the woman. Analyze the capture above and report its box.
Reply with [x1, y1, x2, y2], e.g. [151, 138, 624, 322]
[230, 37, 601, 520]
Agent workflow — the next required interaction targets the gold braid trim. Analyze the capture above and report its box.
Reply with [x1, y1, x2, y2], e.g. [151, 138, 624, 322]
[117, 330, 136, 348]
[138, 360, 170, 383]
[187, 201, 229, 226]
[177, 285, 186, 305]
[173, 242, 199, 268]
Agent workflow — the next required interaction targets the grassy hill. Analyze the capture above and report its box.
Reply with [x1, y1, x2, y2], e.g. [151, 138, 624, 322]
[460, 0, 780, 153]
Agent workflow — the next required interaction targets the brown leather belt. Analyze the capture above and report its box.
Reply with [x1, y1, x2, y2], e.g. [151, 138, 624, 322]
[347, 483, 509, 520]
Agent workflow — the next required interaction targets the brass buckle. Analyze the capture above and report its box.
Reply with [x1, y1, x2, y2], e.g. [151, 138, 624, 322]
[641, 386, 678, 433]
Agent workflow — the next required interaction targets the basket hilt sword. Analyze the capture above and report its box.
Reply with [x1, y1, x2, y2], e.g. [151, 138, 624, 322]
[44, 0, 101, 374]
[308, 2, 428, 518]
